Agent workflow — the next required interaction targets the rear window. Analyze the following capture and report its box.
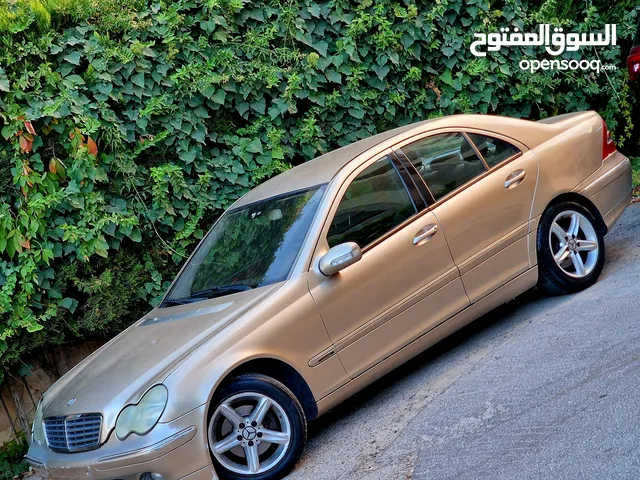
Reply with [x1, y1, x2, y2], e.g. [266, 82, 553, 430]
[467, 134, 520, 167]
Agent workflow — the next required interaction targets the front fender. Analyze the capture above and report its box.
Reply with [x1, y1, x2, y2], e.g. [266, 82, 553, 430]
[160, 274, 348, 423]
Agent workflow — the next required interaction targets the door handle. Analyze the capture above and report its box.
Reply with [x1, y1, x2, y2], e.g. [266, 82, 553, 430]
[504, 169, 526, 189]
[413, 224, 438, 245]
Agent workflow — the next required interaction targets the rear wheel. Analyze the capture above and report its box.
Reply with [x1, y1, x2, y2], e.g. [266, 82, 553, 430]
[537, 201, 605, 295]
[209, 374, 306, 480]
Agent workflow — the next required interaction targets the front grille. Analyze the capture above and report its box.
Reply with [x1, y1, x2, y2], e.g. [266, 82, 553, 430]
[44, 413, 102, 452]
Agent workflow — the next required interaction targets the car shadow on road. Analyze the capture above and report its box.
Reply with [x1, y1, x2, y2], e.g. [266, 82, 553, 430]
[307, 287, 548, 439]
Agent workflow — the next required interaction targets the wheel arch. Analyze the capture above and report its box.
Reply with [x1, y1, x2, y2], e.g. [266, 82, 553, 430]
[208, 357, 318, 422]
[541, 192, 607, 235]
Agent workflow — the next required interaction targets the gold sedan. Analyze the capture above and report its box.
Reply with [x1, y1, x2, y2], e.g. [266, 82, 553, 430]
[28, 112, 631, 480]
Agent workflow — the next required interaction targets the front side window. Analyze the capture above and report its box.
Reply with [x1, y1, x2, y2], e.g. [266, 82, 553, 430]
[327, 157, 416, 248]
[401, 133, 486, 201]
[164, 185, 326, 305]
[467, 133, 520, 167]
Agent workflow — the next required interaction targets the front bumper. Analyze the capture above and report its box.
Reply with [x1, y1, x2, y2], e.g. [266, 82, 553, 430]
[26, 404, 215, 480]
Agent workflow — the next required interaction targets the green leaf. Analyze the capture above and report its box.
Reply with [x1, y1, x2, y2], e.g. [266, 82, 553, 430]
[271, 147, 284, 160]
[246, 138, 263, 154]
[441, 70, 454, 86]
[192, 129, 206, 143]
[441, 46, 455, 57]
[250, 97, 266, 114]
[60, 297, 79, 313]
[210, 89, 227, 104]
[348, 107, 364, 119]
[129, 228, 142, 242]
[48, 288, 62, 299]
[6, 236, 15, 259]
[131, 72, 145, 88]
[0, 68, 9, 92]
[63, 51, 81, 65]
[314, 41, 329, 57]
[325, 70, 341, 83]
[26, 322, 44, 333]
[372, 64, 390, 80]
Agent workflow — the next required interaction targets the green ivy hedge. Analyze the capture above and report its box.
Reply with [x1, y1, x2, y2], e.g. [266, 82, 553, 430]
[0, 0, 638, 370]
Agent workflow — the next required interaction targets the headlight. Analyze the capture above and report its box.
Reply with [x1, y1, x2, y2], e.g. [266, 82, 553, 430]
[115, 385, 168, 440]
[32, 399, 45, 444]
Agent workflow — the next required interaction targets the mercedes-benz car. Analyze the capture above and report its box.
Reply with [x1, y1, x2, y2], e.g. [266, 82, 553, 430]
[27, 112, 632, 480]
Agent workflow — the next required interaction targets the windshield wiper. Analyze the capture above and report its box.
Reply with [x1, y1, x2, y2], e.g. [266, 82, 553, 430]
[162, 284, 253, 307]
[190, 284, 253, 298]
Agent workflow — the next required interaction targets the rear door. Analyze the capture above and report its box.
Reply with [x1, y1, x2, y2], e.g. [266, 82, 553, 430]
[308, 152, 469, 378]
[394, 130, 538, 303]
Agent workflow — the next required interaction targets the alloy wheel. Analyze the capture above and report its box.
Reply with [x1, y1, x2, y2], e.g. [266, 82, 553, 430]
[548, 210, 599, 278]
[209, 392, 292, 476]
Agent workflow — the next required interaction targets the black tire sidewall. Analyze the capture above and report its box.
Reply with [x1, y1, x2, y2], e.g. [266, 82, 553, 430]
[537, 201, 605, 294]
[209, 374, 306, 480]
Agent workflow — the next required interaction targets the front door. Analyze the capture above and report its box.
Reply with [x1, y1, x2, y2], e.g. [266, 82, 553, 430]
[309, 154, 469, 378]
[395, 131, 538, 303]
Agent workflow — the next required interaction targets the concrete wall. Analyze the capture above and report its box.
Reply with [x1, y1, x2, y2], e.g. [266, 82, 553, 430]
[0, 341, 105, 445]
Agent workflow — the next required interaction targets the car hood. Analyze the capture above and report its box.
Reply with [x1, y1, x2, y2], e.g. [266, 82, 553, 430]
[40, 284, 281, 435]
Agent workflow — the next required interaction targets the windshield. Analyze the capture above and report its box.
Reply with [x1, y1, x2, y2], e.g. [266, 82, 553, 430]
[163, 185, 326, 305]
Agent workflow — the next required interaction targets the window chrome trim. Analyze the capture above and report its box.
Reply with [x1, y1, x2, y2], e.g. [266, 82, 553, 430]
[462, 132, 490, 170]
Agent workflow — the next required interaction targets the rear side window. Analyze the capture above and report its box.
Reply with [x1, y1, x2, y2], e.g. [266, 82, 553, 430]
[327, 157, 416, 248]
[400, 133, 486, 201]
[467, 133, 520, 167]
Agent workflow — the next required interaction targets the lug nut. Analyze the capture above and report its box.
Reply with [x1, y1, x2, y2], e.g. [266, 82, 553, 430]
[239, 423, 245, 429]
[251, 421, 257, 427]
[237, 435, 242, 441]
[257, 432, 263, 438]
[248, 440, 254, 447]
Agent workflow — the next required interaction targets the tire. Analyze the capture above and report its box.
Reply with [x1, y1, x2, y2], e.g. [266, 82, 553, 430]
[208, 374, 306, 480]
[537, 201, 605, 295]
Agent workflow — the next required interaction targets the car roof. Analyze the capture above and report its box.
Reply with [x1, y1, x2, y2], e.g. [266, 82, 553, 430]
[233, 120, 430, 208]
[231, 112, 558, 208]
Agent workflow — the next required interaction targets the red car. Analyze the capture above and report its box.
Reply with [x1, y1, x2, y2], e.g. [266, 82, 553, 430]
[629, 17, 640, 80]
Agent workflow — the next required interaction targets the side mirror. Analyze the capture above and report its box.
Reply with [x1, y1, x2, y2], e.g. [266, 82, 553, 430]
[318, 242, 362, 277]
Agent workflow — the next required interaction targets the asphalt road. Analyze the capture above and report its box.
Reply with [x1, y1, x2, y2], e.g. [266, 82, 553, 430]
[288, 204, 640, 480]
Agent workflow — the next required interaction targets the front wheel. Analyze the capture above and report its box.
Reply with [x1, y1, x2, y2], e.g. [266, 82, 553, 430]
[208, 374, 306, 480]
[537, 201, 605, 295]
